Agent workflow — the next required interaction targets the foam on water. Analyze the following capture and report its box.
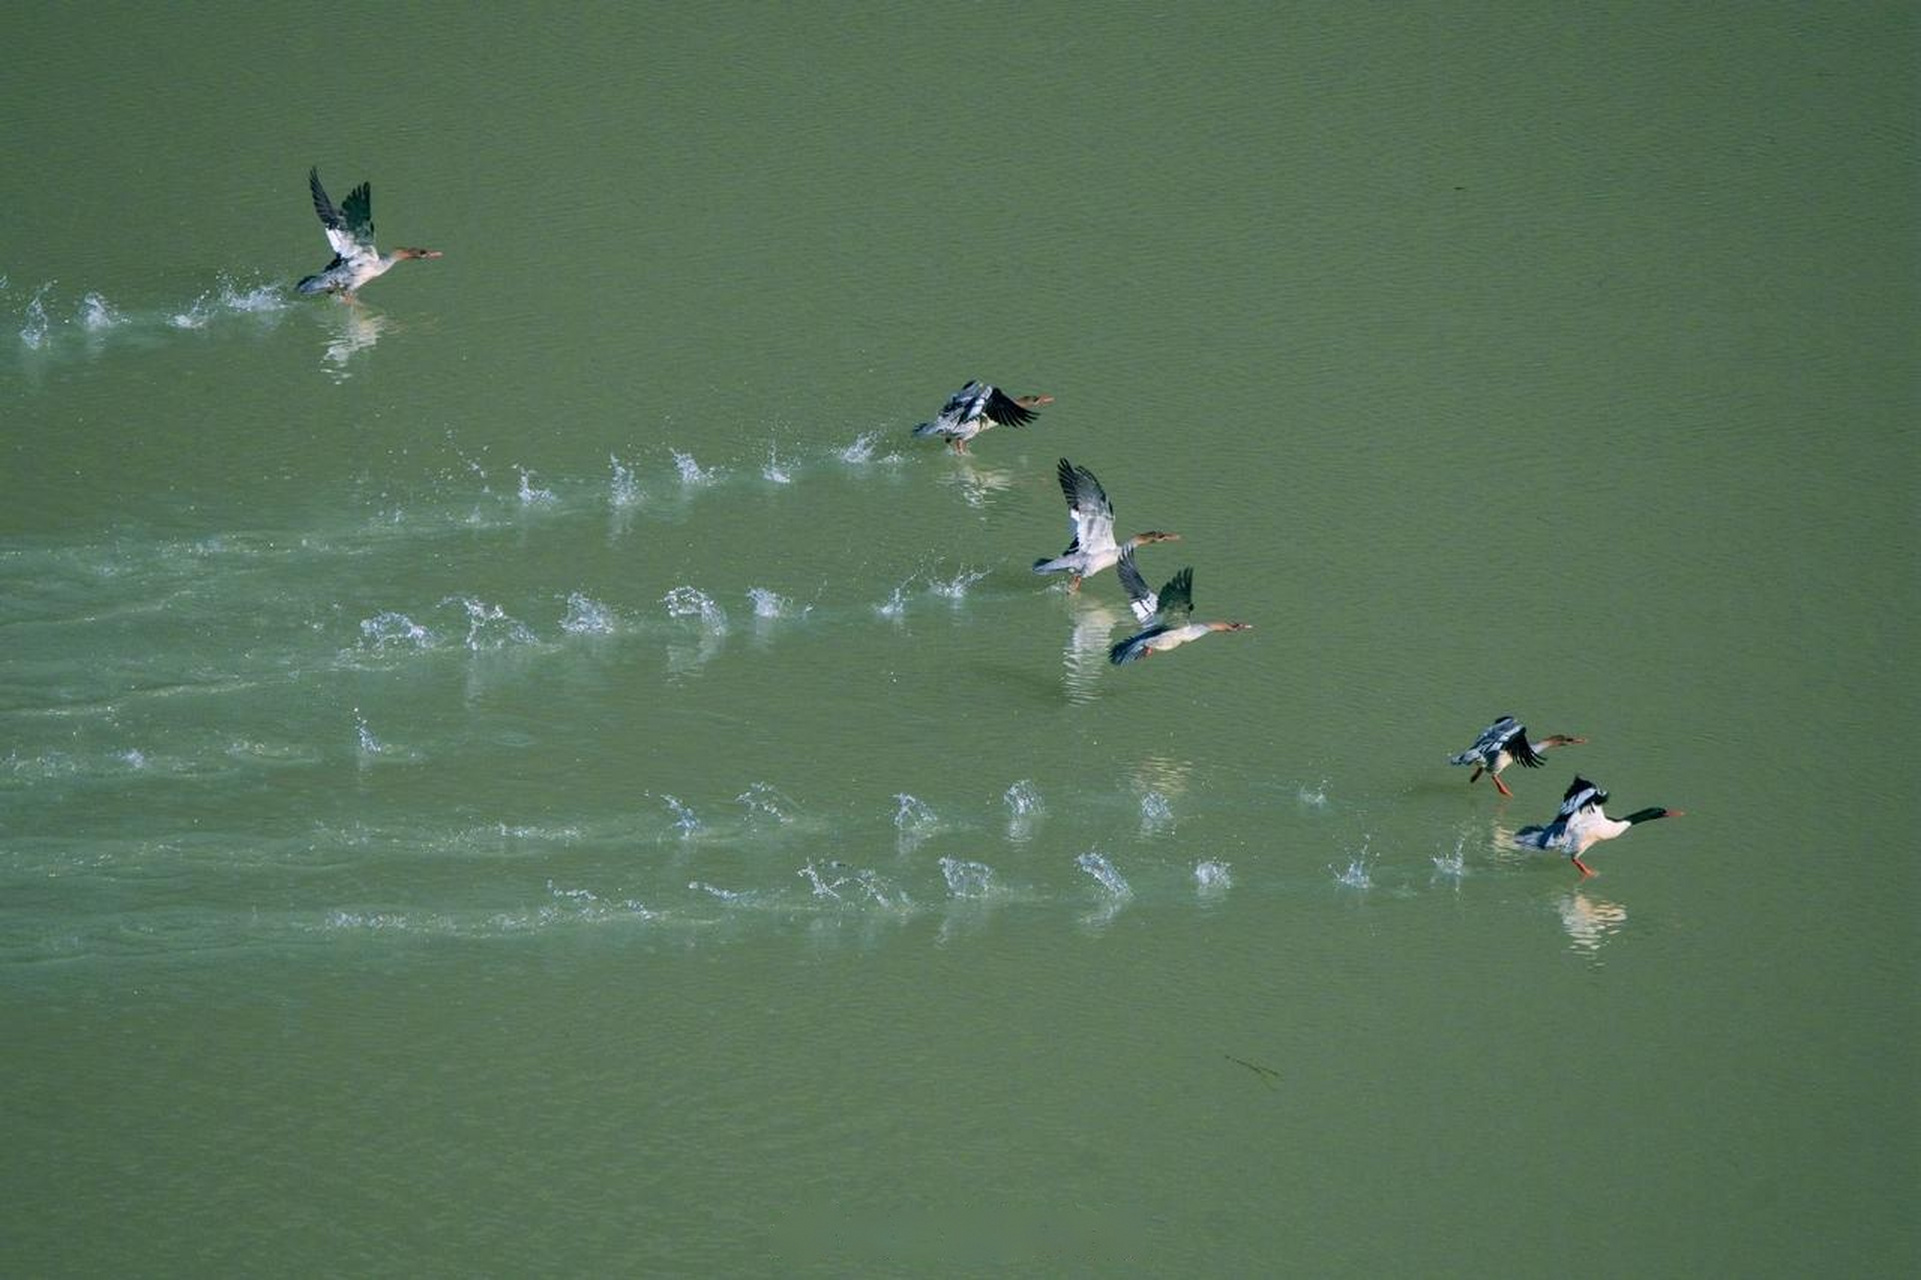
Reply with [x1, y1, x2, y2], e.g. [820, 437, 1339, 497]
[1076, 850, 1132, 897]
[560, 592, 617, 635]
[938, 857, 996, 899]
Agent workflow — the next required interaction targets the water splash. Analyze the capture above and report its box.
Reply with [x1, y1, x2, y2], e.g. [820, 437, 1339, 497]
[736, 782, 797, 824]
[609, 455, 642, 508]
[671, 450, 719, 486]
[1076, 850, 1132, 897]
[359, 611, 436, 650]
[1004, 779, 1044, 842]
[1298, 780, 1331, 809]
[19, 284, 51, 349]
[1003, 779, 1044, 818]
[169, 278, 287, 330]
[1331, 842, 1375, 889]
[746, 587, 795, 619]
[838, 431, 881, 463]
[875, 576, 915, 620]
[119, 748, 149, 770]
[661, 586, 728, 632]
[938, 858, 996, 899]
[78, 292, 121, 332]
[446, 596, 538, 651]
[893, 793, 938, 834]
[1431, 835, 1467, 878]
[800, 861, 910, 909]
[1139, 790, 1175, 834]
[689, 881, 748, 902]
[517, 469, 557, 506]
[354, 709, 385, 759]
[928, 567, 989, 600]
[660, 794, 701, 837]
[560, 592, 616, 635]
[762, 444, 793, 484]
[1194, 860, 1234, 891]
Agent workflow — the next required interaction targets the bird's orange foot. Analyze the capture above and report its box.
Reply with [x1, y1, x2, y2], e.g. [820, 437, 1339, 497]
[1493, 776, 1513, 798]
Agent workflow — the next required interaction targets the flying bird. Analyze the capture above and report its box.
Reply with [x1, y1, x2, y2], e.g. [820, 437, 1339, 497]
[1109, 549, 1250, 664]
[1033, 458, 1180, 590]
[1449, 716, 1586, 797]
[912, 381, 1051, 454]
[297, 168, 441, 301]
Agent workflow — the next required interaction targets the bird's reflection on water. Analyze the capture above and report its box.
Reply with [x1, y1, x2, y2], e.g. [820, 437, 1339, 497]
[320, 304, 388, 377]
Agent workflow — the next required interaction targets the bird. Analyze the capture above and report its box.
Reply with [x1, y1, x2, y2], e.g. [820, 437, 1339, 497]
[1032, 458, 1180, 590]
[912, 381, 1052, 454]
[297, 168, 441, 301]
[1513, 776, 1684, 877]
[1449, 716, 1587, 798]
[1109, 549, 1250, 664]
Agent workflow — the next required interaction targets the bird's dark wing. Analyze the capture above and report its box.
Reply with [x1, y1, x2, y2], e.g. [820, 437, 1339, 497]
[984, 385, 1039, 428]
[310, 168, 344, 229]
[1506, 725, 1546, 768]
[1116, 547, 1157, 619]
[1157, 567, 1194, 617]
[341, 181, 374, 241]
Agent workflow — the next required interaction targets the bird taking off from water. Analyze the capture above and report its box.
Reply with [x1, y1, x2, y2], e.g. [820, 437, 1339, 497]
[912, 381, 1051, 453]
[1033, 458, 1180, 591]
[1108, 548, 1250, 665]
[1449, 716, 1586, 798]
[1513, 776, 1683, 877]
[297, 168, 440, 302]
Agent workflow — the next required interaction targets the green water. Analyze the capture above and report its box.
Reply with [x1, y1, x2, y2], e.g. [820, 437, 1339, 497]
[3, 3, 1913, 1273]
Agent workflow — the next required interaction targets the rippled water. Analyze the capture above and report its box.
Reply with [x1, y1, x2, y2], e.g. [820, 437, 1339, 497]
[2, 3, 1912, 1274]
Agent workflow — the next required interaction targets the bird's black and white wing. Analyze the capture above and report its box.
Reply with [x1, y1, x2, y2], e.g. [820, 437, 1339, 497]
[310, 168, 374, 259]
[982, 384, 1039, 429]
[1056, 458, 1116, 558]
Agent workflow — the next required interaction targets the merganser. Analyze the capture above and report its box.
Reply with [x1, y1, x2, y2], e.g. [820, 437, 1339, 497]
[1109, 550, 1250, 664]
[912, 381, 1052, 454]
[1033, 458, 1180, 590]
[1449, 716, 1586, 798]
[297, 168, 440, 301]
[1513, 776, 1684, 877]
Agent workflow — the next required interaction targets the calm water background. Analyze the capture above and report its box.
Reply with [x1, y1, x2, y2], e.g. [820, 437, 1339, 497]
[3, 2, 1913, 1273]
